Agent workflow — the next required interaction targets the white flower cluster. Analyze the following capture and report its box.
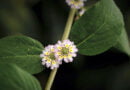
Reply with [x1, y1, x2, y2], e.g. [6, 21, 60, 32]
[40, 40, 78, 69]
[66, 0, 87, 9]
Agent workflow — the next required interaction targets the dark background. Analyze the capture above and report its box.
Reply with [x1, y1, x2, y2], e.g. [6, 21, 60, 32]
[0, 0, 130, 90]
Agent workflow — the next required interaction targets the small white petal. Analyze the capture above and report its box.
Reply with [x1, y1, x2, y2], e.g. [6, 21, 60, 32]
[42, 58, 46, 61]
[72, 53, 77, 57]
[64, 58, 69, 63]
[42, 61, 46, 65]
[74, 48, 78, 52]
[40, 54, 44, 57]
[46, 63, 51, 68]
[51, 66, 54, 70]
[68, 58, 73, 62]
[58, 41, 62, 44]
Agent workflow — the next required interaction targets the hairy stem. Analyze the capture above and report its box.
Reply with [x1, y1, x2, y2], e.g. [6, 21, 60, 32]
[44, 9, 76, 90]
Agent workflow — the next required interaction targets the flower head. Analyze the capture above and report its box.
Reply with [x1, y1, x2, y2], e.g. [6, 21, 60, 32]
[66, 0, 87, 9]
[55, 40, 78, 63]
[40, 40, 78, 69]
[40, 45, 61, 69]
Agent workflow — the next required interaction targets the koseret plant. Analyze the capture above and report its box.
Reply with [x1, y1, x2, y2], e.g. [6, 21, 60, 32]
[0, 0, 129, 90]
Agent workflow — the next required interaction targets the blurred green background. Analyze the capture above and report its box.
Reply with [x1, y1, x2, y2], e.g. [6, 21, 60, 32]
[0, 0, 130, 90]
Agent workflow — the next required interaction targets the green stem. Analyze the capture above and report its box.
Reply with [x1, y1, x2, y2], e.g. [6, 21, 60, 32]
[62, 9, 76, 40]
[44, 9, 76, 90]
[45, 68, 57, 90]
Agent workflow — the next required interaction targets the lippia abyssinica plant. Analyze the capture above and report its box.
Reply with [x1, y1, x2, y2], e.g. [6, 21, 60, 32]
[0, 0, 129, 90]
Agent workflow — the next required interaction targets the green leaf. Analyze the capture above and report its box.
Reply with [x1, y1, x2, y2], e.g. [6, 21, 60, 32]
[0, 35, 44, 74]
[70, 0, 124, 55]
[0, 64, 42, 90]
[114, 28, 130, 56]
